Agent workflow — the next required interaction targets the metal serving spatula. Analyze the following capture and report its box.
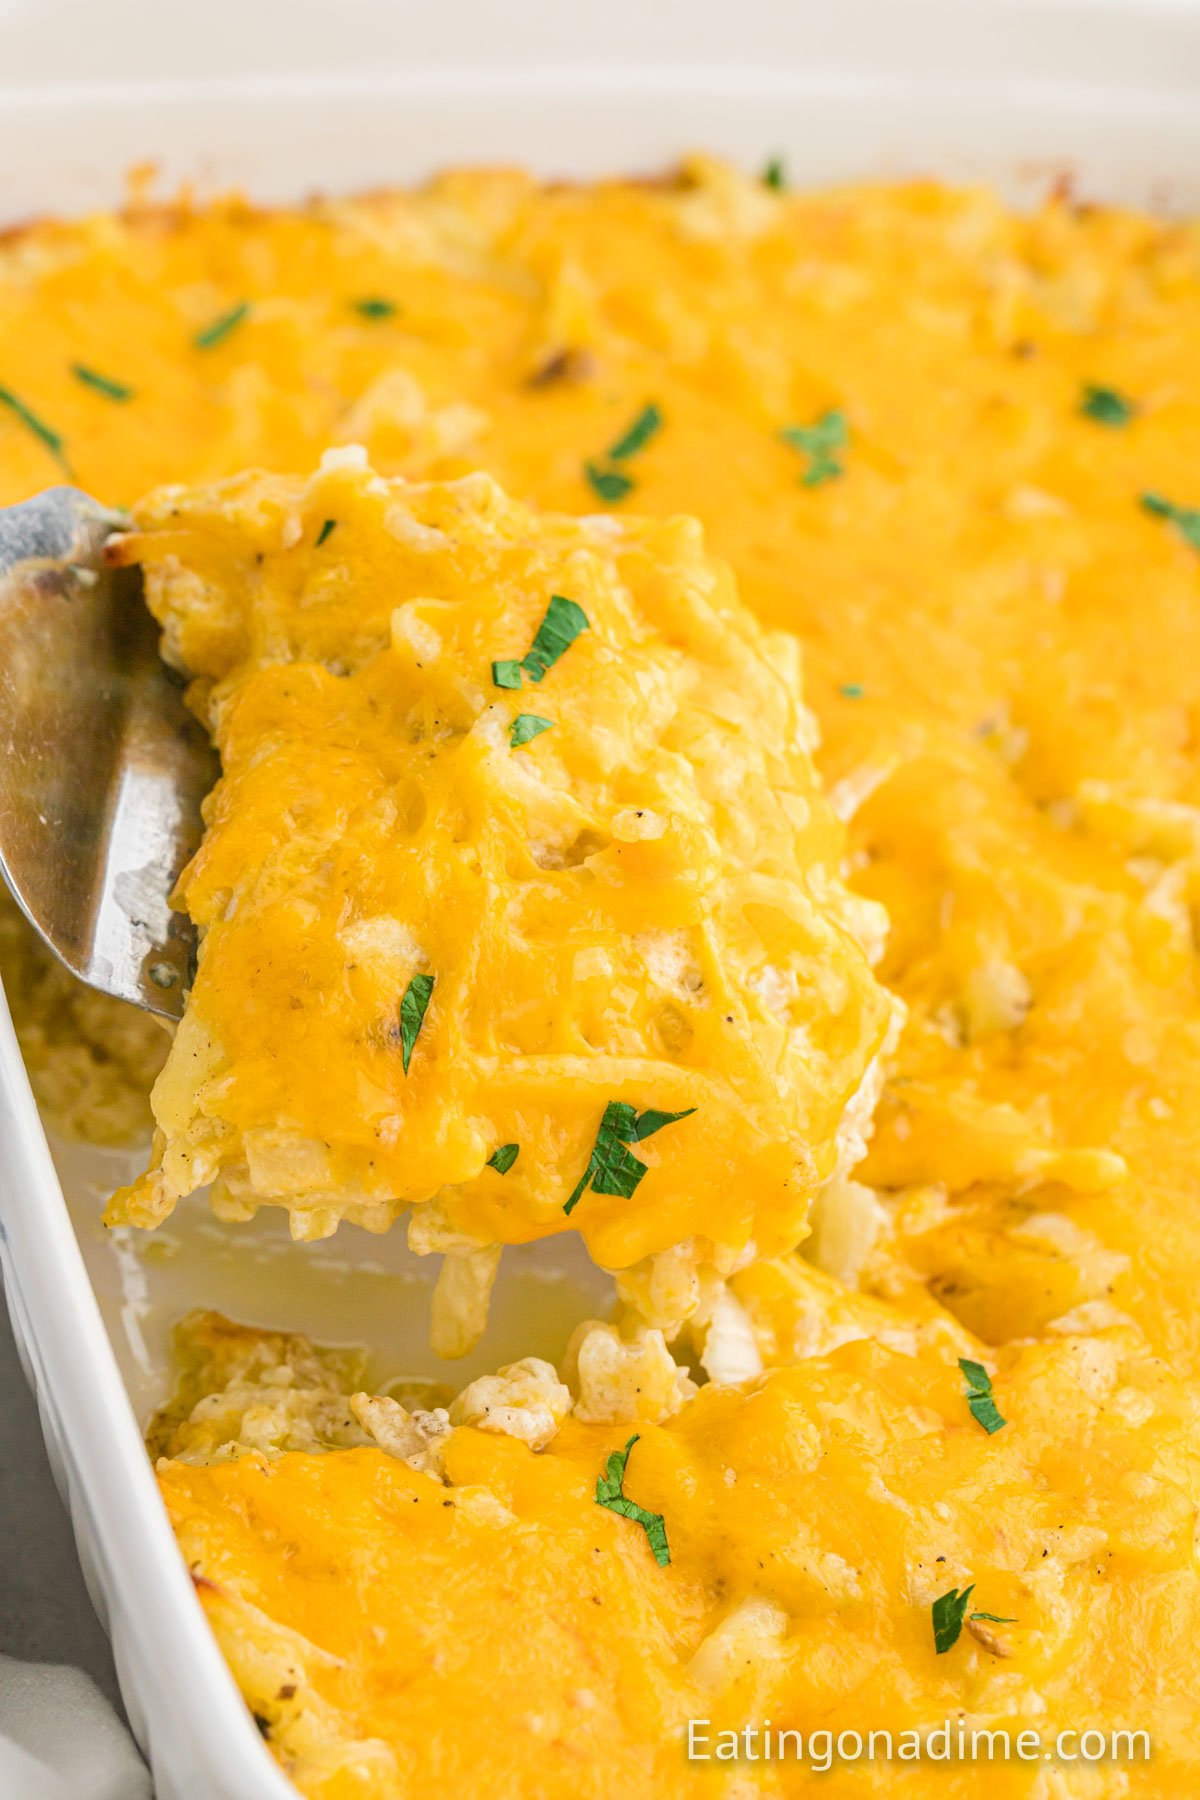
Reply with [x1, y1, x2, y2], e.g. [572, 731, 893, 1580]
[0, 487, 216, 1020]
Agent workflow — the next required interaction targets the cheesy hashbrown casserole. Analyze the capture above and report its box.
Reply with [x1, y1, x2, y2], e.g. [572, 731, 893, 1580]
[105, 455, 894, 1303]
[2, 156, 1200, 1794]
[0, 885, 168, 1145]
[152, 1302, 1200, 1798]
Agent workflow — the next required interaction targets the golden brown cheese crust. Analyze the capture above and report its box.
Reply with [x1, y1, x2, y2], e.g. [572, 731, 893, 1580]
[106, 459, 890, 1268]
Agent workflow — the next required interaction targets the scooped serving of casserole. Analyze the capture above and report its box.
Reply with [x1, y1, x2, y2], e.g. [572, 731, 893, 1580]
[1, 157, 1199, 1795]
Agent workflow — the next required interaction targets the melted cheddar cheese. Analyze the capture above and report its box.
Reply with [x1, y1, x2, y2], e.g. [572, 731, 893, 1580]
[3, 162, 1200, 1362]
[3, 156, 1200, 1795]
[157, 1297, 1200, 1798]
[106, 457, 890, 1271]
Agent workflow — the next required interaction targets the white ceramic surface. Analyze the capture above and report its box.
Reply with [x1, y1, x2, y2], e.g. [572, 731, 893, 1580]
[1, 2, 1198, 1793]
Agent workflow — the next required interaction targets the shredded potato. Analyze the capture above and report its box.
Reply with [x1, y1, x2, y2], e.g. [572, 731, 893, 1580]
[0, 888, 168, 1145]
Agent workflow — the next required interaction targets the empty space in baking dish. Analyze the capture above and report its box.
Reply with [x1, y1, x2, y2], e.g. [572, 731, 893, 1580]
[55, 1132, 614, 1423]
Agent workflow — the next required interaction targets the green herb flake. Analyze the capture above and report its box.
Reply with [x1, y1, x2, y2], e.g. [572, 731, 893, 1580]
[803, 458, 840, 488]
[584, 404, 662, 505]
[316, 519, 337, 547]
[970, 1610, 1017, 1625]
[0, 385, 68, 470]
[494, 596, 590, 692]
[932, 1584, 975, 1655]
[1142, 491, 1200, 552]
[781, 410, 849, 487]
[1080, 382, 1135, 427]
[487, 1143, 520, 1175]
[959, 1358, 1006, 1435]
[352, 297, 398, 320]
[627, 1107, 698, 1143]
[509, 713, 554, 749]
[564, 1101, 697, 1214]
[584, 460, 634, 505]
[762, 156, 787, 192]
[398, 973, 435, 1074]
[595, 1434, 671, 1567]
[522, 594, 590, 683]
[840, 682, 864, 699]
[606, 402, 662, 464]
[71, 363, 134, 403]
[194, 302, 250, 351]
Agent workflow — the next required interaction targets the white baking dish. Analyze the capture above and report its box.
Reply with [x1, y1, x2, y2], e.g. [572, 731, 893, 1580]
[2, 1, 1199, 1794]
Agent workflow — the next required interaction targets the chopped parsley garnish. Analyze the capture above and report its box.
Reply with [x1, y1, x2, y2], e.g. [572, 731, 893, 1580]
[762, 156, 787, 191]
[352, 297, 397, 320]
[0, 385, 68, 470]
[509, 713, 554, 748]
[933, 1587, 1014, 1652]
[584, 403, 662, 504]
[493, 595, 590, 690]
[316, 519, 337, 547]
[564, 1101, 697, 1214]
[629, 1108, 698, 1138]
[70, 363, 134, 403]
[194, 302, 250, 351]
[1142, 491, 1200, 552]
[606, 402, 663, 464]
[1080, 382, 1135, 427]
[840, 682, 864, 699]
[959, 1358, 1006, 1434]
[487, 1143, 520, 1175]
[595, 1434, 671, 1567]
[398, 973, 434, 1074]
[584, 461, 634, 504]
[932, 1585, 975, 1655]
[781, 409, 849, 487]
[523, 594, 590, 682]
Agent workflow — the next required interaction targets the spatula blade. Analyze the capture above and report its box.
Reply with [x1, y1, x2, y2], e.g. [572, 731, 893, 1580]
[0, 487, 216, 1020]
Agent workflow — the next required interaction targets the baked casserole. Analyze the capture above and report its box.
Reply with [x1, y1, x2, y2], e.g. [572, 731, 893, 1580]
[1, 157, 1199, 1795]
